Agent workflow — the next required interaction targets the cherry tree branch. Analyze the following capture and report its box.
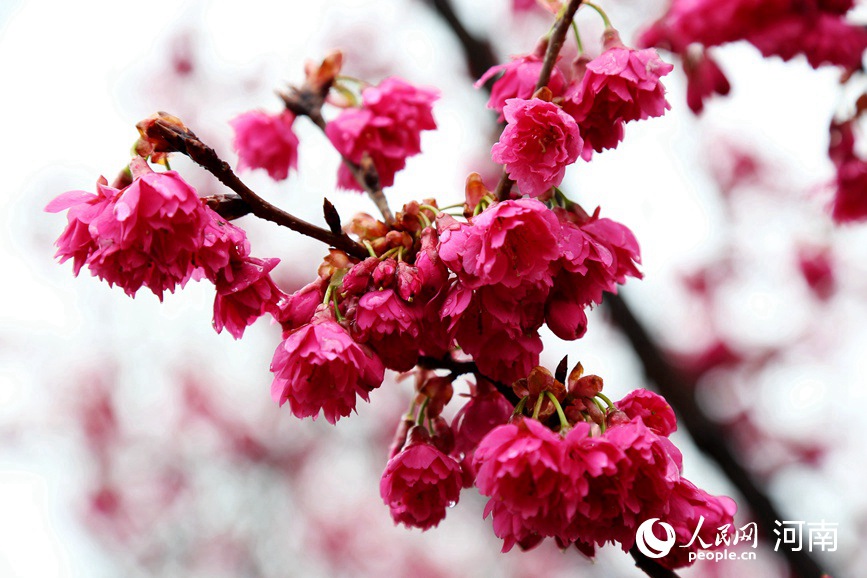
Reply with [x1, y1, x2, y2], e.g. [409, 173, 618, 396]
[144, 119, 369, 260]
[494, 0, 585, 202]
[417, 355, 521, 405]
[280, 91, 396, 225]
[419, 0, 498, 82]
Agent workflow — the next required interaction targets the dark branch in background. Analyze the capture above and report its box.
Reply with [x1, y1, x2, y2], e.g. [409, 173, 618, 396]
[144, 119, 369, 260]
[629, 547, 681, 578]
[423, 3, 827, 578]
[607, 296, 825, 578]
[421, 0, 498, 82]
[494, 0, 585, 202]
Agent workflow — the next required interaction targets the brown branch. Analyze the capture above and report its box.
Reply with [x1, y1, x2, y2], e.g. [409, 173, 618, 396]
[629, 547, 681, 578]
[495, 0, 585, 202]
[281, 92, 395, 225]
[417, 355, 520, 405]
[144, 119, 368, 260]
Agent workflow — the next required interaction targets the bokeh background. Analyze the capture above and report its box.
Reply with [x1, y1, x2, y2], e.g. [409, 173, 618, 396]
[1, 0, 866, 576]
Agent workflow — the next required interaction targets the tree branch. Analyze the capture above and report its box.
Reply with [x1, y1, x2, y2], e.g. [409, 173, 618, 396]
[144, 119, 368, 260]
[420, 0, 498, 82]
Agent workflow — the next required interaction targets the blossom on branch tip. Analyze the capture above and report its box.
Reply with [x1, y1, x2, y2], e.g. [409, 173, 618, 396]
[380, 426, 463, 530]
[230, 110, 300, 181]
[46, 161, 212, 301]
[491, 98, 583, 197]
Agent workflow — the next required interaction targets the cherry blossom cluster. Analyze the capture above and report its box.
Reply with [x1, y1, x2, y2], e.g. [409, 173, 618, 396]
[46, 3, 755, 573]
[381, 363, 736, 570]
[482, 29, 673, 195]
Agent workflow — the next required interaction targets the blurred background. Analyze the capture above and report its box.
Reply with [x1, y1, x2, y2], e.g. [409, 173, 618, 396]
[1, 0, 866, 576]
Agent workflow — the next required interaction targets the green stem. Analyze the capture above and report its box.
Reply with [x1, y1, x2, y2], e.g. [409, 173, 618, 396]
[546, 392, 570, 431]
[596, 392, 616, 410]
[512, 396, 529, 418]
[531, 394, 545, 420]
[363, 240, 377, 258]
[332, 290, 344, 322]
[583, 1, 612, 28]
[419, 203, 441, 215]
[571, 20, 584, 54]
[416, 398, 430, 426]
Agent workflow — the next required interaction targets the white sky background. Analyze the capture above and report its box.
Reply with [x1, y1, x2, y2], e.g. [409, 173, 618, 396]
[1, 0, 866, 576]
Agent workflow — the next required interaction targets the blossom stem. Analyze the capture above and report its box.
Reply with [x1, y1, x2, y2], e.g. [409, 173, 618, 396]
[582, 2, 612, 29]
[545, 392, 570, 431]
[531, 394, 545, 420]
[293, 104, 396, 225]
[332, 291, 344, 322]
[416, 397, 430, 425]
[417, 211, 431, 229]
[494, 0, 584, 201]
[596, 391, 615, 410]
[512, 395, 529, 418]
[363, 240, 378, 258]
[419, 203, 441, 215]
[142, 118, 368, 260]
[571, 20, 584, 54]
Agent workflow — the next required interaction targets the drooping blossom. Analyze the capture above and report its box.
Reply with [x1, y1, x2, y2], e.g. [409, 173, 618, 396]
[230, 110, 300, 180]
[615, 389, 677, 437]
[326, 76, 438, 190]
[270, 312, 385, 424]
[451, 383, 514, 486]
[474, 418, 574, 549]
[683, 47, 731, 114]
[491, 98, 583, 197]
[831, 158, 867, 223]
[476, 54, 567, 120]
[380, 426, 463, 530]
[563, 31, 673, 159]
[213, 256, 287, 339]
[436, 199, 561, 289]
[353, 288, 421, 372]
[46, 160, 210, 300]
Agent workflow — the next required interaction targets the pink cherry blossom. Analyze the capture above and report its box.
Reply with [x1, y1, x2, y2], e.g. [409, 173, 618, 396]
[748, 12, 867, 70]
[563, 34, 673, 159]
[213, 256, 287, 339]
[684, 48, 731, 114]
[47, 162, 210, 300]
[353, 288, 421, 372]
[326, 77, 438, 190]
[270, 314, 385, 424]
[380, 426, 463, 530]
[476, 54, 567, 121]
[831, 158, 867, 223]
[474, 418, 573, 545]
[491, 98, 583, 197]
[436, 199, 561, 289]
[230, 110, 300, 181]
[615, 389, 677, 437]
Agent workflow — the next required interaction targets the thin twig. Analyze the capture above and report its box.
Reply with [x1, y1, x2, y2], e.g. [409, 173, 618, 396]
[417, 355, 520, 405]
[283, 94, 395, 225]
[145, 120, 368, 260]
